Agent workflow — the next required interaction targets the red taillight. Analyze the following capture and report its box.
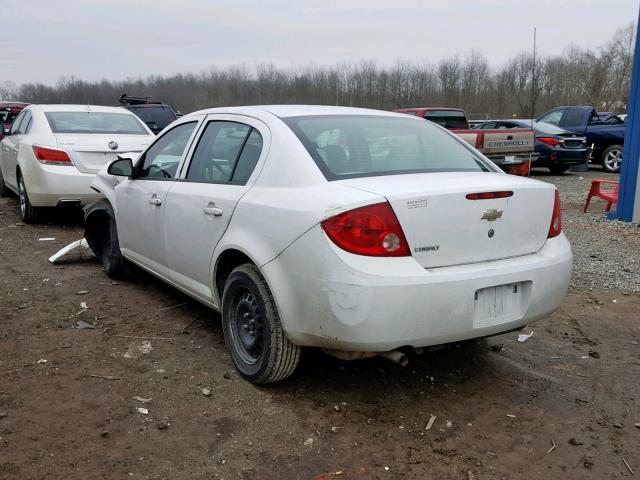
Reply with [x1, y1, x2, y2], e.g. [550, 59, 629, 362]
[548, 190, 562, 238]
[466, 191, 513, 200]
[32, 146, 72, 165]
[538, 137, 560, 146]
[321, 202, 410, 257]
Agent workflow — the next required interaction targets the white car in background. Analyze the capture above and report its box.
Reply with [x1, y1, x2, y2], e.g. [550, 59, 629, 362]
[0, 104, 154, 222]
[85, 105, 573, 384]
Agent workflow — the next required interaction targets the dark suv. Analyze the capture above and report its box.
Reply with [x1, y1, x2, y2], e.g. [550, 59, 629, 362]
[116, 94, 180, 135]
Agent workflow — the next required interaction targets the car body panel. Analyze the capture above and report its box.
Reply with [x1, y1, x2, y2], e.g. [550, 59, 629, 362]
[89, 105, 573, 352]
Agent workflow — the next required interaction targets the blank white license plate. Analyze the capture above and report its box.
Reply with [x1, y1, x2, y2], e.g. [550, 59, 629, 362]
[473, 283, 523, 328]
[503, 155, 516, 164]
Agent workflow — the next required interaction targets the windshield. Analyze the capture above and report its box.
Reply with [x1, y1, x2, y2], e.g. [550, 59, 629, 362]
[284, 115, 490, 180]
[45, 111, 148, 134]
[423, 110, 468, 129]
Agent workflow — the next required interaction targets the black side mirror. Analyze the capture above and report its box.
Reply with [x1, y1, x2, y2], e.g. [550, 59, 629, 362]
[107, 157, 133, 177]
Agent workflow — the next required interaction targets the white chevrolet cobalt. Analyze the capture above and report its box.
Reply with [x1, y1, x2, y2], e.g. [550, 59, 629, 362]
[0, 104, 154, 222]
[84, 105, 573, 383]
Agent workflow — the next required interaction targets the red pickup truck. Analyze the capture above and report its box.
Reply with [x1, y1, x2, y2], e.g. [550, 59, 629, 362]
[0, 102, 29, 141]
[394, 107, 537, 176]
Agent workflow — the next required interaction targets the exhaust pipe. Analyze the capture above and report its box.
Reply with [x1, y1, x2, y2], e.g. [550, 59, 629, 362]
[377, 350, 409, 367]
[323, 349, 410, 367]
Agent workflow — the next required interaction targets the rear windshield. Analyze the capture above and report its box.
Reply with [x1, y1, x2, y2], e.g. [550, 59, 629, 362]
[423, 110, 468, 129]
[284, 115, 490, 180]
[45, 111, 148, 134]
[127, 106, 177, 127]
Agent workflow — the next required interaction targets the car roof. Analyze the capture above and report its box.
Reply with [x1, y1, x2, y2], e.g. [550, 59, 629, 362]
[189, 105, 411, 119]
[33, 104, 136, 114]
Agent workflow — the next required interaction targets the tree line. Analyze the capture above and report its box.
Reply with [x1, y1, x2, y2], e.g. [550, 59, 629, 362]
[0, 23, 634, 119]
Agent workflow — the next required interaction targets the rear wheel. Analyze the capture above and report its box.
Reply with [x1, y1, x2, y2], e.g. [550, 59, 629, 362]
[18, 173, 43, 223]
[222, 264, 300, 384]
[601, 145, 622, 173]
[548, 165, 569, 174]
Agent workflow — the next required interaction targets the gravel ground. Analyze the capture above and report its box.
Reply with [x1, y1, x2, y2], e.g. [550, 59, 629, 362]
[532, 167, 640, 293]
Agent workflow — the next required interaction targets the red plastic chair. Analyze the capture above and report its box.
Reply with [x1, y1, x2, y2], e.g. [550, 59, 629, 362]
[583, 179, 620, 212]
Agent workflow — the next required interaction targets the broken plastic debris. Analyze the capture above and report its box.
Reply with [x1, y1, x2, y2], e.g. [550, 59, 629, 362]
[200, 387, 212, 397]
[37, 359, 47, 364]
[136, 407, 149, 415]
[48, 238, 91, 264]
[304, 437, 314, 447]
[39, 237, 55, 241]
[80, 301, 88, 309]
[75, 320, 95, 330]
[77, 290, 89, 295]
[124, 341, 153, 359]
[517, 331, 534, 342]
[133, 396, 152, 403]
[425, 415, 437, 430]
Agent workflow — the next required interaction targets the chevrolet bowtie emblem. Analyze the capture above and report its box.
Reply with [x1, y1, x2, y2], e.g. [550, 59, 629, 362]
[481, 209, 503, 221]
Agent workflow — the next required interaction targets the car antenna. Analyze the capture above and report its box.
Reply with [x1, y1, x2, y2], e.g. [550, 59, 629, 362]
[530, 27, 537, 130]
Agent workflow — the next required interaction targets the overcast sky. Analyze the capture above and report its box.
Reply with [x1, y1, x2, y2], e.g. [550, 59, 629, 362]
[1, 0, 638, 85]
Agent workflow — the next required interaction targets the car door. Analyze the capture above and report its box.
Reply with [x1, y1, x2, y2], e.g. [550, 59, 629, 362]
[164, 116, 267, 302]
[0, 110, 29, 191]
[115, 120, 199, 278]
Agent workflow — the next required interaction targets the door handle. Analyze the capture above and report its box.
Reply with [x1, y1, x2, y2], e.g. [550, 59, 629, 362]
[203, 202, 223, 216]
[149, 195, 162, 206]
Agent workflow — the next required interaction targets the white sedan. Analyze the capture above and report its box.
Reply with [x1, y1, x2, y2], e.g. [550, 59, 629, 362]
[85, 105, 573, 383]
[0, 104, 154, 222]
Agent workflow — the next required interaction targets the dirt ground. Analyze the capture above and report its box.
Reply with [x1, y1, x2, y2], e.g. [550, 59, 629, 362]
[1, 168, 639, 480]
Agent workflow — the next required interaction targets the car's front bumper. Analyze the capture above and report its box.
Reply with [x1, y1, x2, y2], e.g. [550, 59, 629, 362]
[263, 225, 573, 351]
[22, 162, 102, 207]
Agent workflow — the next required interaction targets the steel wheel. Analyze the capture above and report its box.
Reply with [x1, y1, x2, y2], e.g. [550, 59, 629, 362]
[230, 288, 265, 364]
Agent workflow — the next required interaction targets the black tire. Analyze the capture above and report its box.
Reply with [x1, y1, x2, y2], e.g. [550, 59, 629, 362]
[101, 214, 126, 278]
[601, 144, 623, 173]
[0, 168, 11, 198]
[222, 264, 300, 384]
[17, 173, 43, 223]
[548, 165, 569, 174]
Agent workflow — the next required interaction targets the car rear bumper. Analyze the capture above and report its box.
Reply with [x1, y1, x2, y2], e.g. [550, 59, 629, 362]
[486, 152, 538, 166]
[263, 225, 573, 351]
[534, 147, 590, 167]
[22, 162, 101, 207]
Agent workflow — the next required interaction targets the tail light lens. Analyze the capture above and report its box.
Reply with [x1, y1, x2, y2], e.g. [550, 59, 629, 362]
[548, 190, 562, 238]
[466, 191, 513, 200]
[321, 202, 410, 257]
[538, 137, 560, 146]
[32, 145, 73, 165]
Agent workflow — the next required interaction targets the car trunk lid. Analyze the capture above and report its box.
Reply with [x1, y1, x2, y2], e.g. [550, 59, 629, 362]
[337, 172, 555, 268]
[55, 134, 151, 174]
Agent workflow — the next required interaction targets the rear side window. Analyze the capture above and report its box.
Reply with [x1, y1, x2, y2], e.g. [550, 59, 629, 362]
[538, 110, 563, 126]
[285, 115, 489, 180]
[423, 110, 468, 129]
[127, 106, 177, 130]
[45, 111, 148, 134]
[186, 121, 262, 184]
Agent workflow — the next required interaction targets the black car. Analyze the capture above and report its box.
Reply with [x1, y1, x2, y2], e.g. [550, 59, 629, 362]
[116, 94, 180, 135]
[477, 119, 589, 174]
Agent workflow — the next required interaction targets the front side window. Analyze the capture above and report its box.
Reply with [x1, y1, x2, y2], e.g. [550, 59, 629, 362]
[137, 122, 197, 179]
[186, 121, 262, 184]
[285, 115, 490, 180]
[45, 111, 148, 134]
